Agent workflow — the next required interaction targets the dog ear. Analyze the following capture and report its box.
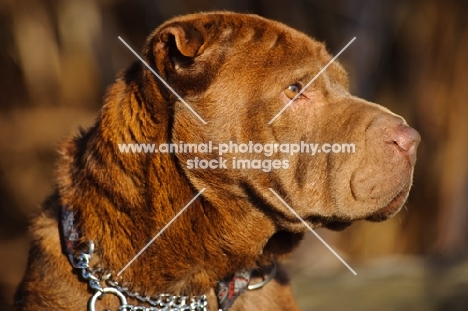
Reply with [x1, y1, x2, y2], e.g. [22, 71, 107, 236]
[152, 23, 206, 71]
[148, 20, 220, 95]
[159, 25, 205, 58]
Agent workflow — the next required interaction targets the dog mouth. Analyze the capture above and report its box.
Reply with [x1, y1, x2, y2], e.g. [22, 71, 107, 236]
[310, 191, 406, 230]
[366, 188, 409, 222]
[303, 185, 410, 230]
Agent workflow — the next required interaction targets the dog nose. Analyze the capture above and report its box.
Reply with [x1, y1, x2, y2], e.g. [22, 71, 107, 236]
[391, 124, 420, 162]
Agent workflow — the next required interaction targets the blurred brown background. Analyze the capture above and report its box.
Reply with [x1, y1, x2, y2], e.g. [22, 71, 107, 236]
[1, 0, 467, 310]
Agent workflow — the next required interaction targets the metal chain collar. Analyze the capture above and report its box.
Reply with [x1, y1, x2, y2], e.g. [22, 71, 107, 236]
[68, 241, 208, 311]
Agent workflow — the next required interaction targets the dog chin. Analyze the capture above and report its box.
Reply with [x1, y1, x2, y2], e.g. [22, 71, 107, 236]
[306, 188, 410, 230]
[366, 189, 409, 222]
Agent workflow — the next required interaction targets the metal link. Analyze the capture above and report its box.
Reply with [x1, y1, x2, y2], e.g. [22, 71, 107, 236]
[116, 304, 206, 311]
[106, 279, 207, 310]
[68, 241, 208, 311]
[247, 261, 278, 291]
[89, 287, 128, 311]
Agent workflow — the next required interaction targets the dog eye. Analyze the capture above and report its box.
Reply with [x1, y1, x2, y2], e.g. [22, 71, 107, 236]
[284, 83, 303, 99]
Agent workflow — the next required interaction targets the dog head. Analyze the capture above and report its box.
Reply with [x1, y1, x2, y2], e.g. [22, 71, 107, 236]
[142, 12, 419, 236]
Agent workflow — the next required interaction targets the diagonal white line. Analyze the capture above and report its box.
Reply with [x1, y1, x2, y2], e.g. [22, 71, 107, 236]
[118, 36, 207, 125]
[268, 188, 357, 275]
[117, 188, 206, 276]
[268, 37, 356, 124]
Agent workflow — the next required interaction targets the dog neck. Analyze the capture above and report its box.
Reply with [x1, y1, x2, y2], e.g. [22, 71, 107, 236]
[56, 65, 282, 297]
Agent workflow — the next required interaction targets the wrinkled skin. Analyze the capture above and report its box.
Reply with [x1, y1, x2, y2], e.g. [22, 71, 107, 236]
[15, 12, 420, 311]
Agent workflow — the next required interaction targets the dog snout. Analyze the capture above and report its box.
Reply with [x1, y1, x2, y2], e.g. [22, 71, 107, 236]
[366, 112, 421, 166]
[392, 125, 420, 154]
[387, 123, 420, 165]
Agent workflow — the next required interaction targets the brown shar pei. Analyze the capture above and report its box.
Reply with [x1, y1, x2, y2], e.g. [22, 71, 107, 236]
[14, 12, 420, 311]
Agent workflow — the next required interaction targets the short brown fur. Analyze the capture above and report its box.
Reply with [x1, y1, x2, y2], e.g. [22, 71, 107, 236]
[15, 12, 419, 311]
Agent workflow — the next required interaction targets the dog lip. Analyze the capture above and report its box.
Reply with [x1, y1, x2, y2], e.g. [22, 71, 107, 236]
[366, 188, 408, 222]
